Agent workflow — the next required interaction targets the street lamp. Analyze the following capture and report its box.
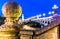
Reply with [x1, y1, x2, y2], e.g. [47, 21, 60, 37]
[52, 11, 54, 14]
[52, 4, 58, 14]
[43, 13, 46, 17]
[36, 15, 40, 20]
[48, 12, 51, 15]
[52, 5, 58, 9]
[38, 14, 42, 17]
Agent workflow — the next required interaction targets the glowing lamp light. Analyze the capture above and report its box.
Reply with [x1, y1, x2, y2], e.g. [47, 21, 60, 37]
[43, 13, 46, 16]
[52, 5, 58, 9]
[36, 15, 39, 19]
[48, 12, 51, 15]
[52, 11, 54, 14]
[38, 14, 41, 17]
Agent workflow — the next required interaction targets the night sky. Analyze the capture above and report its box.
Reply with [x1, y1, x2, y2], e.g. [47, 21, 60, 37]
[0, 0, 60, 19]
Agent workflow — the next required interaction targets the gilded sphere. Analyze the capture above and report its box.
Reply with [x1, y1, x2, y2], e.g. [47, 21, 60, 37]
[2, 2, 22, 18]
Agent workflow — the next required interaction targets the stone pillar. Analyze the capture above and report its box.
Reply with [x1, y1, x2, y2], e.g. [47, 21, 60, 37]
[20, 30, 33, 39]
[0, 1, 22, 39]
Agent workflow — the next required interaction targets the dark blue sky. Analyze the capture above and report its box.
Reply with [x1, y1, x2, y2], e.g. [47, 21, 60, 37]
[0, 0, 60, 18]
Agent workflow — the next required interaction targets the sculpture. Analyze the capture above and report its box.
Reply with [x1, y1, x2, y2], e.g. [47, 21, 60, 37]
[0, 1, 22, 39]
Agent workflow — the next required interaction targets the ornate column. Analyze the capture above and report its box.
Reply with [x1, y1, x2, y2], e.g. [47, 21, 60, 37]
[0, 1, 22, 39]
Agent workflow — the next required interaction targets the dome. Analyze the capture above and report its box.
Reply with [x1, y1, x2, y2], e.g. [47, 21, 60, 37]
[2, 2, 22, 18]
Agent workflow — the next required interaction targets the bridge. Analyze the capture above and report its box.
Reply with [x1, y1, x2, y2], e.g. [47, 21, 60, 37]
[20, 15, 60, 39]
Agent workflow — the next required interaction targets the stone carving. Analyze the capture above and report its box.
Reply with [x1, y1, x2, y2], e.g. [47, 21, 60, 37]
[0, 1, 22, 39]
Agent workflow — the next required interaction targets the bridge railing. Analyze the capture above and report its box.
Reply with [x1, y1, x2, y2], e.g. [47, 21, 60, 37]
[20, 16, 60, 39]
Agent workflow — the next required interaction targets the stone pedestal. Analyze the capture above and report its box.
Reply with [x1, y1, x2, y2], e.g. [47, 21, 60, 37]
[0, 28, 19, 39]
[20, 30, 33, 39]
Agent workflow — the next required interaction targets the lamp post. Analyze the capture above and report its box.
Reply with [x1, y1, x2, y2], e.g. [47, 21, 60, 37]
[36, 15, 39, 20]
[36, 14, 41, 20]
[52, 5, 58, 14]
[22, 14, 24, 23]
